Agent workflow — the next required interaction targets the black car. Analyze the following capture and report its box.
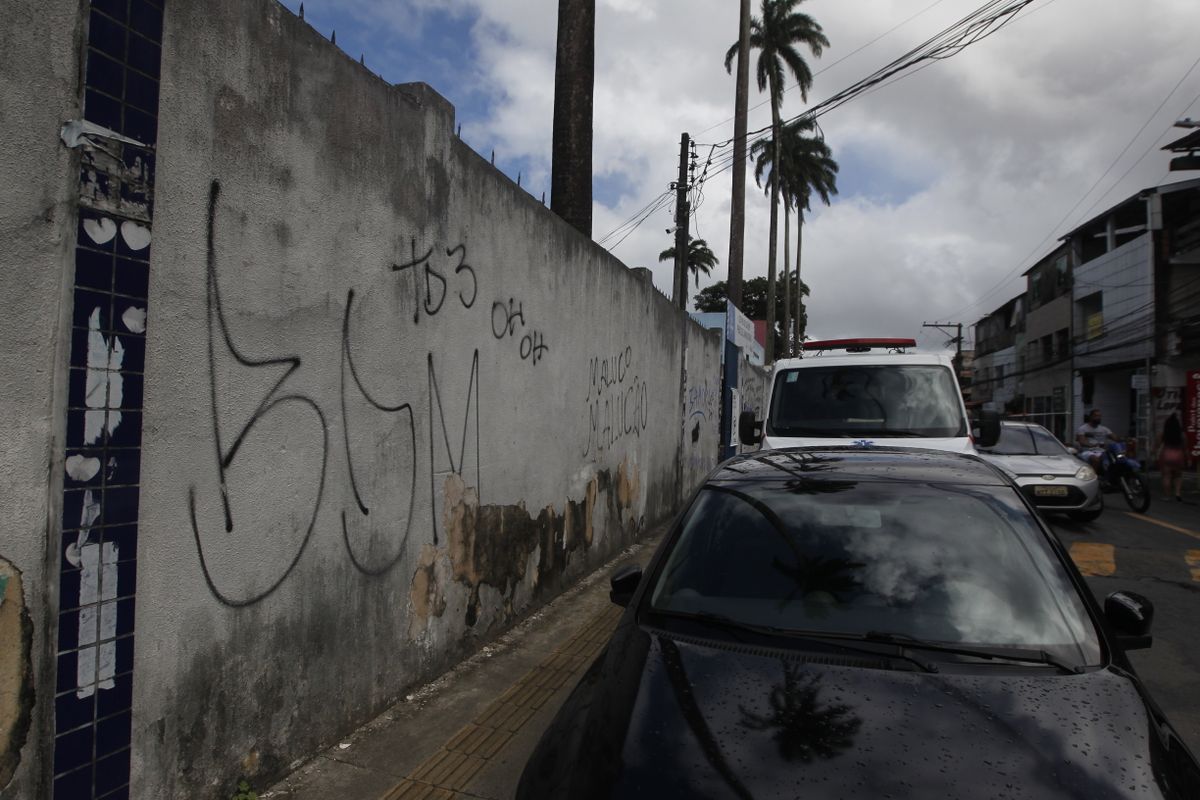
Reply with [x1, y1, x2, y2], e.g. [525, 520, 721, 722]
[517, 447, 1200, 799]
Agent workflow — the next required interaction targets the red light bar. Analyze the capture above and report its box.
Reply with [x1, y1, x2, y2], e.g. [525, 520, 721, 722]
[802, 337, 917, 351]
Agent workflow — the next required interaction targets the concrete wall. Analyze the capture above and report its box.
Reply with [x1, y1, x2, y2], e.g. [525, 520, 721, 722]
[0, 0, 84, 795]
[122, 0, 720, 795]
[738, 359, 770, 420]
[1, 0, 726, 796]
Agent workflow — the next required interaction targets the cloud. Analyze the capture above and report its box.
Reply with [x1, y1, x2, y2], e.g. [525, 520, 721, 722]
[289, 0, 1200, 350]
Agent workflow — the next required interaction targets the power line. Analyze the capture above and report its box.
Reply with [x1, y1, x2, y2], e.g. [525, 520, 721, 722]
[602, 192, 673, 253]
[1072, 85, 1200, 223]
[596, 189, 671, 247]
[694, 0, 1039, 188]
[693, 0, 955, 141]
[970, 273, 1200, 390]
[942, 54, 1200, 321]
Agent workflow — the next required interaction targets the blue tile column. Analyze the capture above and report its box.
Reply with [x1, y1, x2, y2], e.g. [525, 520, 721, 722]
[54, 1, 163, 798]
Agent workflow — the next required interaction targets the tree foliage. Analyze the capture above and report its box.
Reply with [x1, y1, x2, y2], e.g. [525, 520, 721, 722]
[751, 118, 838, 219]
[694, 274, 810, 353]
[659, 236, 720, 292]
[749, 116, 837, 357]
[724, 0, 828, 362]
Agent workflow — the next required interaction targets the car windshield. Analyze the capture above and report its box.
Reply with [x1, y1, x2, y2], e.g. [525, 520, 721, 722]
[981, 424, 1070, 456]
[647, 479, 1101, 665]
[765, 365, 966, 438]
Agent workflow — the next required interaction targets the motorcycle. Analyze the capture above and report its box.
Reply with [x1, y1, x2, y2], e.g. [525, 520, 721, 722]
[1089, 441, 1151, 513]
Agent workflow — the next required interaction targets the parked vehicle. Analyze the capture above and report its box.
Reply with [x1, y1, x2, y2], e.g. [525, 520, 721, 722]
[518, 447, 1199, 799]
[738, 338, 999, 453]
[1093, 440, 1152, 513]
[977, 420, 1103, 522]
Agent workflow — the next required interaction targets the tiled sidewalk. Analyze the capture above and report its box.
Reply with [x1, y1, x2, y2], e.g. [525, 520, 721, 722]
[380, 605, 622, 800]
[264, 530, 661, 800]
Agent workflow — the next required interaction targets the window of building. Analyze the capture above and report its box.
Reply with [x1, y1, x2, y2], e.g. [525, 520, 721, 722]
[1053, 255, 1069, 292]
[1078, 292, 1103, 340]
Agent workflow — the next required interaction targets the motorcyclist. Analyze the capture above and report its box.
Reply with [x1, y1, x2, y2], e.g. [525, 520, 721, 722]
[1075, 408, 1121, 470]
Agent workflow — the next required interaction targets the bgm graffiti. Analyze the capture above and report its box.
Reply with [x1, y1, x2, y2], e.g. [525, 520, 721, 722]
[188, 179, 497, 607]
[583, 346, 649, 458]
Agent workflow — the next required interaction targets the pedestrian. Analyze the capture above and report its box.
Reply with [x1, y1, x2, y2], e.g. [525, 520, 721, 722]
[1156, 412, 1187, 502]
[1075, 408, 1120, 471]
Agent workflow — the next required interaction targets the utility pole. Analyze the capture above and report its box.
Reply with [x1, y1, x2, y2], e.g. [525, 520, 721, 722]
[924, 321, 964, 383]
[726, 0, 750, 309]
[673, 132, 691, 310]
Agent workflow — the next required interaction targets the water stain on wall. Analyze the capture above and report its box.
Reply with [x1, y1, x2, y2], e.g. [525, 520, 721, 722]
[410, 463, 642, 634]
[0, 557, 34, 790]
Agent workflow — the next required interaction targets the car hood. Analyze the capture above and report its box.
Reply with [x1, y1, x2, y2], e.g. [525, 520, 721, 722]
[978, 452, 1083, 477]
[521, 626, 1199, 800]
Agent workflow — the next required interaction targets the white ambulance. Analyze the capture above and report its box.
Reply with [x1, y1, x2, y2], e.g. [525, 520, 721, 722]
[738, 338, 999, 453]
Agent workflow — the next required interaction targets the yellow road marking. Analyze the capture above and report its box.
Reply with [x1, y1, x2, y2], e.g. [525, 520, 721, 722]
[1124, 512, 1200, 542]
[1069, 542, 1116, 576]
[1187, 550, 1200, 583]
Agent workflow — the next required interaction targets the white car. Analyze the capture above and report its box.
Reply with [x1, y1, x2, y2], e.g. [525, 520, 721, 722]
[739, 338, 998, 453]
[976, 420, 1103, 522]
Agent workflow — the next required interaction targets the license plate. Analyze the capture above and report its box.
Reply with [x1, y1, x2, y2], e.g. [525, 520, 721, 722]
[1034, 486, 1069, 497]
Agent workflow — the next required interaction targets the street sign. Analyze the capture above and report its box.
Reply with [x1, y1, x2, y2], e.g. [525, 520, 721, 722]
[725, 299, 756, 352]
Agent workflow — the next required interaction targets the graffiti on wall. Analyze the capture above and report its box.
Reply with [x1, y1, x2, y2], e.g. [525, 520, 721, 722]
[391, 239, 478, 323]
[184, 178, 598, 610]
[583, 346, 649, 458]
[491, 297, 549, 365]
[188, 180, 501, 607]
[686, 377, 718, 443]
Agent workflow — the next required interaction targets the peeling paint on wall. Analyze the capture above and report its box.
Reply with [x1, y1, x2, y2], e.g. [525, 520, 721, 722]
[62, 119, 157, 221]
[408, 468, 643, 638]
[0, 558, 34, 791]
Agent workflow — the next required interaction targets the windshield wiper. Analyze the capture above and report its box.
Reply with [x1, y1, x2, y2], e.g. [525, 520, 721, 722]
[646, 610, 938, 673]
[864, 631, 1083, 674]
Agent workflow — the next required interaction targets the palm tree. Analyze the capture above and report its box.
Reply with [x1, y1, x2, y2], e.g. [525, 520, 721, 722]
[726, 0, 827, 363]
[659, 237, 720, 294]
[752, 117, 838, 355]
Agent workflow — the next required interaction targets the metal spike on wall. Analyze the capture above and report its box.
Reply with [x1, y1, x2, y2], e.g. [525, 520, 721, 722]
[541, 192, 546, 205]
[517, 172, 522, 187]
[360, 54, 364, 65]
[299, 2, 304, 19]
[490, 149, 495, 165]
[456, 124, 461, 137]
[331, 30, 336, 45]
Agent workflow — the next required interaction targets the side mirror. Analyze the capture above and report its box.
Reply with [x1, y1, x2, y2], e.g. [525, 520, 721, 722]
[738, 410, 761, 446]
[976, 409, 1001, 449]
[1105, 591, 1154, 650]
[609, 564, 643, 607]
[1066, 446, 1078, 456]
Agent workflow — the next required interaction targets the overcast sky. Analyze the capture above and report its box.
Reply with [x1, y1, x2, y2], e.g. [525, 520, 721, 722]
[279, 0, 1199, 352]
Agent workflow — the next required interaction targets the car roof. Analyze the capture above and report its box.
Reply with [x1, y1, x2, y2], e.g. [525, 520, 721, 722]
[772, 352, 951, 370]
[712, 446, 1010, 486]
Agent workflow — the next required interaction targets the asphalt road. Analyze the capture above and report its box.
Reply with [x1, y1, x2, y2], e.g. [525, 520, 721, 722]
[1048, 489, 1200, 755]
